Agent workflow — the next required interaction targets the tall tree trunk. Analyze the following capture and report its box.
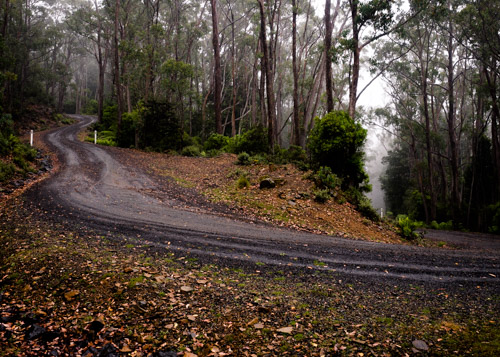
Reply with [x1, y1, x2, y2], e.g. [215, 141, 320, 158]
[484, 66, 500, 200]
[258, 0, 276, 149]
[348, 0, 359, 119]
[251, 39, 260, 127]
[94, 0, 105, 122]
[324, 0, 334, 113]
[114, 0, 122, 135]
[292, 0, 300, 146]
[1, 0, 9, 37]
[418, 25, 436, 222]
[210, 0, 222, 134]
[230, 7, 237, 137]
[447, 16, 460, 225]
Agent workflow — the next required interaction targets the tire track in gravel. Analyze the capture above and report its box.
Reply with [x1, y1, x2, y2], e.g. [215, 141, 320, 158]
[26, 115, 500, 285]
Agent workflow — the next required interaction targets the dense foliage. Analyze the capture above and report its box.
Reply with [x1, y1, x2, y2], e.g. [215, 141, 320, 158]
[0, 114, 37, 182]
[375, 1, 500, 233]
[308, 111, 369, 191]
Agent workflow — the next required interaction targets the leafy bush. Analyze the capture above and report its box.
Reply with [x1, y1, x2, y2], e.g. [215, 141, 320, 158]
[236, 174, 250, 189]
[249, 154, 268, 165]
[181, 145, 201, 157]
[0, 113, 37, 179]
[396, 215, 421, 240]
[286, 145, 309, 170]
[117, 110, 140, 148]
[0, 162, 16, 182]
[430, 220, 453, 230]
[357, 196, 380, 222]
[84, 99, 98, 115]
[96, 138, 117, 146]
[314, 166, 342, 191]
[141, 101, 182, 152]
[486, 202, 500, 234]
[204, 133, 229, 151]
[236, 152, 250, 165]
[232, 126, 269, 154]
[0, 114, 15, 156]
[182, 132, 201, 148]
[313, 189, 330, 203]
[308, 111, 368, 190]
[101, 105, 118, 131]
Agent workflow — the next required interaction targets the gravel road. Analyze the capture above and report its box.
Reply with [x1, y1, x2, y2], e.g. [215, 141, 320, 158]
[26, 115, 500, 286]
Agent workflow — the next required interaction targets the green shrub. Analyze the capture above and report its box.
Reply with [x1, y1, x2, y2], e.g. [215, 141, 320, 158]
[0, 162, 16, 182]
[357, 196, 380, 222]
[141, 101, 182, 152]
[237, 152, 250, 165]
[90, 130, 116, 147]
[396, 215, 421, 240]
[96, 138, 116, 146]
[486, 202, 500, 234]
[101, 105, 118, 131]
[182, 132, 202, 148]
[204, 133, 229, 151]
[313, 189, 331, 203]
[308, 111, 368, 190]
[430, 220, 453, 230]
[84, 99, 98, 115]
[231, 126, 269, 154]
[236, 174, 250, 189]
[205, 149, 222, 157]
[314, 166, 342, 191]
[249, 154, 268, 165]
[181, 145, 201, 157]
[117, 110, 140, 148]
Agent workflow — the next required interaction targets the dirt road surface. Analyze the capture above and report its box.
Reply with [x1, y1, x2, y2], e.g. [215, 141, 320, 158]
[25, 116, 499, 286]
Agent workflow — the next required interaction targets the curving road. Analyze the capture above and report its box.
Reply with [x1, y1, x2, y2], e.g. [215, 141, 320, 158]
[27, 116, 500, 285]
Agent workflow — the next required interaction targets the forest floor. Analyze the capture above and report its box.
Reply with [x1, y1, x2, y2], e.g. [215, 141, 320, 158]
[1, 200, 499, 356]
[0, 120, 499, 356]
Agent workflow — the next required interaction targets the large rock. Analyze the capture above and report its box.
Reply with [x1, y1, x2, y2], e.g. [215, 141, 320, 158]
[259, 177, 275, 189]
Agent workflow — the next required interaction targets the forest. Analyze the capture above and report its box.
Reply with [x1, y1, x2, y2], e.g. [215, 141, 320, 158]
[0, 0, 499, 233]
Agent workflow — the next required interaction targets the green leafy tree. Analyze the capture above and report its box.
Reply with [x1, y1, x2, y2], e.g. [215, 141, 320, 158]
[308, 111, 369, 190]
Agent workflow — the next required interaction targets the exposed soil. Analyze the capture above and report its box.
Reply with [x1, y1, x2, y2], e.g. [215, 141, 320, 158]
[106, 147, 401, 244]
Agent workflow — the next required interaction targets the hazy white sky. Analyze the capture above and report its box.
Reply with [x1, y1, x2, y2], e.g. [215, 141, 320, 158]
[311, 0, 389, 109]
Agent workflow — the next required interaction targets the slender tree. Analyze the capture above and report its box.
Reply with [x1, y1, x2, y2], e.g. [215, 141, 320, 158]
[324, 0, 334, 112]
[210, 0, 222, 134]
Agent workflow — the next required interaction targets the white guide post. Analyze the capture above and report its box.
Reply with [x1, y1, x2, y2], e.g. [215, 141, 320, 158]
[94, 130, 97, 144]
[30, 130, 33, 146]
[380, 208, 384, 218]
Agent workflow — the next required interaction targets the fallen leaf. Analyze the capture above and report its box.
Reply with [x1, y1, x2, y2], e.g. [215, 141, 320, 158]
[277, 326, 293, 334]
[120, 345, 132, 353]
[64, 290, 79, 301]
[247, 317, 259, 326]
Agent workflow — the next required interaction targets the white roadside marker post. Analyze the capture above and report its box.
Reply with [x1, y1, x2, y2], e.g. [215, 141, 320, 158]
[30, 130, 33, 146]
[94, 130, 97, 144]
[380, 208, 384, 218]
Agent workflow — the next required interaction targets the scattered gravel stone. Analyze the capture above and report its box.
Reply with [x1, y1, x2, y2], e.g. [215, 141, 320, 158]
[26, 323, 46, 340]
[412, 339, 429, 351]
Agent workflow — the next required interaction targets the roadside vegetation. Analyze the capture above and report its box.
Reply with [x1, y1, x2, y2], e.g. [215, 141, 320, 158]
[0, 114, 38, 184]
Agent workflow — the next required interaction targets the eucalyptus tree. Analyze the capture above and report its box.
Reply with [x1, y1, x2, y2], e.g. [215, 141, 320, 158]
[257, 0, 277, 148]
[457, 0, 500, 201]
[68, 0, 112, 122]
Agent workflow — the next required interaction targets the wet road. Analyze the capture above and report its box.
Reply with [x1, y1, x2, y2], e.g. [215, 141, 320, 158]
[28, 116, 500, 284]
